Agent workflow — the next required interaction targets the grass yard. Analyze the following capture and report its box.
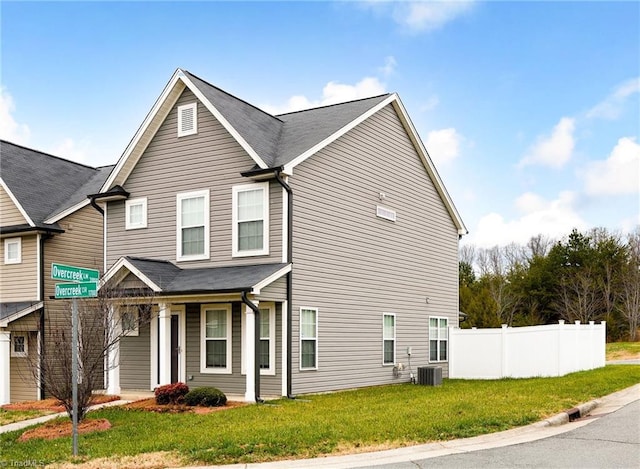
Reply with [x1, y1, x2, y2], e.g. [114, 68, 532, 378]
[0, 408, 53, 426]
[1, 365, 638, 467]
[606, 341, 640, 360]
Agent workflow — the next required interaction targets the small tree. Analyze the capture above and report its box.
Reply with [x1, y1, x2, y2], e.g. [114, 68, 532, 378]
[619, 229, 640, 341]
[28, 287, 155, 422]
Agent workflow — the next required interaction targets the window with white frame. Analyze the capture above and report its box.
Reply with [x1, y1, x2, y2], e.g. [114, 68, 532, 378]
[177, 190, 209, 261]
[201, 304, 232, 373]
[177, 102, 197, 137]
[125, 198, 147, 230]
[300, 307, 318, 370]
[232, 182, 269, 257]
[241, 303, 275, 374]
[11, 334, 28, 357]
[383, 313, 396, 365]
[120, 306, 139, 336]
[4, 238, 21, 264]
[429, 316, 448, 362]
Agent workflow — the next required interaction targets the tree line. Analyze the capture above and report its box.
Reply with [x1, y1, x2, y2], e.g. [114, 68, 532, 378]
[459, 227, 640, 342]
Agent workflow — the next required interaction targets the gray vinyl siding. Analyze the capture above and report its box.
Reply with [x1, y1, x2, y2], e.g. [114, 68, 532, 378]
[0, 186, 28, 225]
[256, 277, 287, 302]
[120, 321, 151, 390]
[0, 235, 38, 302]
[9, 331, 38, 402]
[184, 302, 282, 397]
[105, 88, 283, 270]
[289, 104, 459, 395]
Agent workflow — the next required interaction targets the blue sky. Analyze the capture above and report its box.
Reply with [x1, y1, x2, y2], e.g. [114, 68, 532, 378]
[1, 1, 638, 248]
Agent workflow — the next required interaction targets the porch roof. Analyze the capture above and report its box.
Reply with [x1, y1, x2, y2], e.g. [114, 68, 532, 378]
[0, 301, 43, 327]
[104, 256, 291, 295]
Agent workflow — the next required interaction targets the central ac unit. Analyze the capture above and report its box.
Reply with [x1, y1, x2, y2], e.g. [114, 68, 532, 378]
[417, 366, 442, 386]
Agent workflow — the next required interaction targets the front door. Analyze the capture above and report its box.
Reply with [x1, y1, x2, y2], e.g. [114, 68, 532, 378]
[171, 314, 179, 383]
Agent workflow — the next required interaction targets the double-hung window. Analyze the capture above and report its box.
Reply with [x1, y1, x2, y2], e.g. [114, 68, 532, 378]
[125, 198, 147, 230]
[300, 307, 318, 370]
[201, 304, 232, 374]
[429, 316, 448, 362]
[4, 238, 21, 264]
[177, 190, 209, 261]
[383, 313, 396, 365]
[11, 334, 27, 357]
[232, 182, 269, 257]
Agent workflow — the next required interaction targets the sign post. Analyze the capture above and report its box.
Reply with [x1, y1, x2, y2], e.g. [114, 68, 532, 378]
[52, 263, 99, 457]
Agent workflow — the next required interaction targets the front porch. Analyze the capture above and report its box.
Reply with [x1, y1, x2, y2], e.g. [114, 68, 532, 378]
[102, 257, 291, 403]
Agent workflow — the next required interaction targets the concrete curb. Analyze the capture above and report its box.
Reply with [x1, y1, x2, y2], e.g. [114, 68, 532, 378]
[538, 399, 600, 427]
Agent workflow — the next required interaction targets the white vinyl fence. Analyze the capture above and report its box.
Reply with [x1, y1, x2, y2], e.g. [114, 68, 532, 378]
[449, 321, 606, 379]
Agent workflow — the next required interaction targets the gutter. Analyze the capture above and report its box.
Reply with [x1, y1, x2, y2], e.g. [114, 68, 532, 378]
[240, 291, 263, 403]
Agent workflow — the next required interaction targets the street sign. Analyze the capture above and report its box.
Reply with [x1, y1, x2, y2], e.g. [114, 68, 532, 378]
[54, 282, 98, 299]
[51, 263, 99, 283]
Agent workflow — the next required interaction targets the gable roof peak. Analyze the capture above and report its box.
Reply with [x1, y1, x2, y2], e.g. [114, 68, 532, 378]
[275, 93, 393, 117]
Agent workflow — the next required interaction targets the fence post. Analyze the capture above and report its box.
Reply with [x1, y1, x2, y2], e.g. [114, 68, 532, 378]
[501, 324, 508, 378]
[557, 320, 564, 376]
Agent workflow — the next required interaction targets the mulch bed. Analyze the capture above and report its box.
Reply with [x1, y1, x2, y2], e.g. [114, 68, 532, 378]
[123, 398, 246, 414]
[18, 418, 111, 442]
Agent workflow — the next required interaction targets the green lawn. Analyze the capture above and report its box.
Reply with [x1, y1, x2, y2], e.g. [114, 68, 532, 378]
[0, 409, 52, 426]
[606, 341, 640, 360]
[1, 365, 638, 466]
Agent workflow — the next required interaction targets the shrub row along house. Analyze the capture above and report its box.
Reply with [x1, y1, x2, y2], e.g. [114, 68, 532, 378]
[0, 69, 466, 403]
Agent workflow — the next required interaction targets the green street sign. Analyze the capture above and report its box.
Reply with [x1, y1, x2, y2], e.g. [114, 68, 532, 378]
[51, 263, 99, 283]
[55, 282, 98, 299]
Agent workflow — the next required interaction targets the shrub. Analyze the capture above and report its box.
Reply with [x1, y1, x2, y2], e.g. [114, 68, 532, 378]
[184, 387, 227, 407]
[154, 382, 189, 405]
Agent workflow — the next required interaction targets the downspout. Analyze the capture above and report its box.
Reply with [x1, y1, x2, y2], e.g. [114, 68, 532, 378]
[39, 232, 53, 400]
[273, 170, 294, 399]
[88, 196, 104, 216]
[241, 291, 263, 403]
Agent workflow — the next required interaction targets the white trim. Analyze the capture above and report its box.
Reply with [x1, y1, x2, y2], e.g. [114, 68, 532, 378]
[200, 303, 232, 374]
[44, 199, 90, 224]
[281, 300, 288, 396]
[100, 70, 187, 191]
[0, 179, 34, 226]
[179, 72, 269, 169]
[158, 303, 172, 386]
[299, 306, 318, 371]
[241, 302, 276, 375]
[125, 197, 148, 230]
[232, 182, 269, 258]
[100, 256, 163, 292]
[283, 94, 396, 175]
[281, 184, 289, 263]
[176, 189, 210, 261]
[251, 264, 291, 295]
[150, 310, 159, 389]
[36, 234, 41, 300]
[177, 102, 198, 137]
[36, 330, 41, 400]
[103, 202, 108, 273]
[0, 302, 43, 328]
[0, 332, 10, 405]
[382, 312, 396, 366]
[4, 237, 21, 264]
[10, 333, 28, 358]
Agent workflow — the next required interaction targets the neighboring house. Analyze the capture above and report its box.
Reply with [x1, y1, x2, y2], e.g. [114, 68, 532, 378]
[0, 141, 112, 404]
[95, 69, 467, 402]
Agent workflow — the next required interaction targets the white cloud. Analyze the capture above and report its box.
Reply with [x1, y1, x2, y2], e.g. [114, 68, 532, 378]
[519, 117, 575, 169]
[586, 77, 640, 120]
[379, 56, 397, 77]
[0, 87, 31, 144]
[583, 137, 640, 195]
[391, 1, 476, 33]
[425, 127, 462, 166]
[48, 138, 91, 165]
[262, 76, 387, 115]
[467, 191, 587, 248]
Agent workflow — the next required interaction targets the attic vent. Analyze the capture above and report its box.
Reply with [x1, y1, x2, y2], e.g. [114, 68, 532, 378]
[376, 205, 397, 222]
[178, 102, 197, 137]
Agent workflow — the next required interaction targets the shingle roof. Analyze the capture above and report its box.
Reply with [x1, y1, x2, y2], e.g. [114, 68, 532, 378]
[0, 140, 114, 225]
[0, 301, 42, 323]
[124, 256, 289, 294]
[183, 70, 390, 168]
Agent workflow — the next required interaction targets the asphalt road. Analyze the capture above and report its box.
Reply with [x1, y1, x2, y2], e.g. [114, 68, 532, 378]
[363, 399, 640, 469]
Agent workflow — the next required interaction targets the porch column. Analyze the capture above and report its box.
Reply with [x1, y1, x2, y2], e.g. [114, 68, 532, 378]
[244, 302, 257, 403]
[106, 306, 120, 395]
[158, 303, 172, 386]
[281, 300, 288, 397]
[0, 331, 10, 405]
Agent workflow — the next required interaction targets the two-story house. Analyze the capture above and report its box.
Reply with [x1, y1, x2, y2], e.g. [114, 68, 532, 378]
[0, 141, 112, 404]
[95, 69, 467, 402]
